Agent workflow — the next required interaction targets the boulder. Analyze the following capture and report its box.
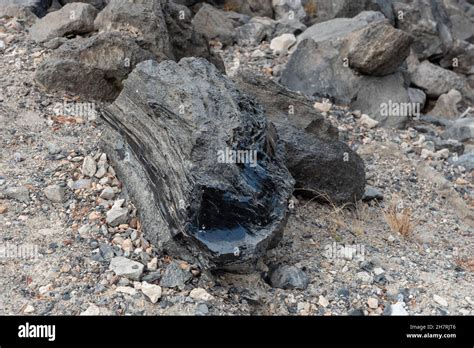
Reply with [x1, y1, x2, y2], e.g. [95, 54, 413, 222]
[0, 4, 38, 25]
[162, 0, 225, 71]
[235, 16, 275, 45]
[442, 117, 474, 142]
[234, 71, 365, 203]
[0, 0, 51, 17]
[393, 0, 453, 59]
[281, 26, 413, 128]
[429, 89, 462, 118]
[29, 2, 98, 43]
[270, 33, 296, 53]
[192, 3, 235, 46]
[272, 0, 306, 21]
[94, 0, 172, 59]
[347, 21, 413, 76]
[410, 60, 466, 98]
[443, 0, 474, 42]
[35, 32, 155, 101]
[100, 58, 294, 272]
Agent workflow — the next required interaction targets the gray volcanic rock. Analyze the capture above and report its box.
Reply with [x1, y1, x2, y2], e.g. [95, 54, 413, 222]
[35, 32, 155, 101]
[101, 58, 294, 272]
[1, 0, 51, 17]
[393, 0, 454, 60]
[163, 0, 225, 71]
[347, 21, 413, 76]
[94, 0, 172, 59]
[29, 2, 98, 43]
[279, 124, 366, 203]
[192, 3, 235, 46]
[58, 0, 107, 11]
[234, 71, 365, 203]
[410, 60, 467, 98]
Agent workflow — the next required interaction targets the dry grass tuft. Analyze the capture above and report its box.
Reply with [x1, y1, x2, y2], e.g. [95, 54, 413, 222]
[383, 195, 414, 237]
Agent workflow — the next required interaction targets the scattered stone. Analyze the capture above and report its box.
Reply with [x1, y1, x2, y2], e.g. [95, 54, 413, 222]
[313, 101, 332, 113]
[160, 261, 192, 288]
[116, 286, 137, 296]
[99, 187, 115, 200]
[356, 271, 373, 284]
[5, 186, 29, 203]
[109, 256, 144, 281]
[82, 156, 96, 177]
[430, 89, 462, 119]
[318, 295, 329, 307]
[195, 303, 209, 316]
[359, 114, 379, 129]
[23, 304, 35, 314]
[347, 21, 413, 76]
[80, 303, 101, 316]
[433, 294, 448, 307]
[442, 118, 474, 142]
[29, 3, 98, 43]
[389, 302, 408, 316]
[192, 4, 235, 46]
[190, 288, 214, 302]
[367, 297, 379, 309]
[362, 185, 384, 201]
[106, 200, 128, 227]
[269, 265, 309, 290]
[141, 282, 162, 304]
[270, 33, 296, 53]
[44, 184, 66, 203]
[410, 61, 466, 98]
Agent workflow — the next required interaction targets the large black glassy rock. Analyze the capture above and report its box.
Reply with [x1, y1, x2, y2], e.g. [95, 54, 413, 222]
[101, 58, 294, 272]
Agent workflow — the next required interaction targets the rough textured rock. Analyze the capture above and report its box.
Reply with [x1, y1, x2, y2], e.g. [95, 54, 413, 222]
[162, 0, 225, 71]
[282, 30, 412, 128]
[347, 21, 413, 76]
[0, 4, 38, 25]
[35, 32, 155, 101]
[410, 60, 466, 98]
[29, 2, 98, 43]
[192, 3, 235, 46]
[270, 33, 296, 53]
[44, 184, 66, 203]
[303, 0, 394, 24]
[233, 70, 338, 141]
[393, 0, 453, 59]
[234, 71, 365, 202]
[109, 257, 144, 281]
[94, 0, 172, 59]
[272, 0, 306, 21]
[442, 118, 474, 142]
[439, 39, 474, 76]
[1, 0, 51, 17]
[101, 58, 294, 272]
[429, 89, 462, 118]
[269, 264, 309, 290]
[296, 10, 386, 44]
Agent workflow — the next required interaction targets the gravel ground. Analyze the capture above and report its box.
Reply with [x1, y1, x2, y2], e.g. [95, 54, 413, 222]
[0, 24, 472, 316]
